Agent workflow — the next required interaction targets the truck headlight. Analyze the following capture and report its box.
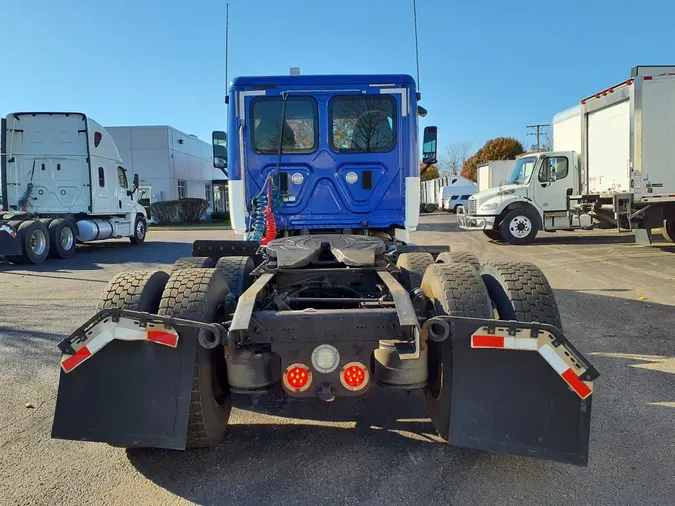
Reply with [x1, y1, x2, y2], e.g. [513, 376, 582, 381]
[480, 202, 499, 211]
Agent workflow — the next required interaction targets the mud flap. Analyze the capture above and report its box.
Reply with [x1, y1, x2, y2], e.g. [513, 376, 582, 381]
[432, 317, 598, 466]
[51, 312, 199, 450]
[0, 226, 21, 256]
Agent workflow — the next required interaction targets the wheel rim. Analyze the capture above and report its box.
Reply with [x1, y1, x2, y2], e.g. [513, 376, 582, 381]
[30, 229, 47, 256]
[509, 215, 532, 238]
[136, 220, 146, 239]
[60, 226, 74, 250]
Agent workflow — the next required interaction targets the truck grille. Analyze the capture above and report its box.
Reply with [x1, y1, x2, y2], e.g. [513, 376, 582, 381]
[468, 198, 476, 214]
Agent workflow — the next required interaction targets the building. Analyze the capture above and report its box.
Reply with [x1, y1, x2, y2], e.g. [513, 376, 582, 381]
[106, 125, 228, 218]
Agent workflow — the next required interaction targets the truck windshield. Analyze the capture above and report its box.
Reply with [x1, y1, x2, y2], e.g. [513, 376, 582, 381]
[507, 156, 538, 184]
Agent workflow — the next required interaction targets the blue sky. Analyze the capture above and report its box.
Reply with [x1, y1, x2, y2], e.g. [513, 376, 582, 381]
[3, 0, 674, 159]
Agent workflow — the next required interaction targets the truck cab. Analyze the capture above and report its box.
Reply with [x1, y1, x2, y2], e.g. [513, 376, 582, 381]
[1, 113, 148, 263]
[458, 150, 583, 243]
[213, 74, 434, 244]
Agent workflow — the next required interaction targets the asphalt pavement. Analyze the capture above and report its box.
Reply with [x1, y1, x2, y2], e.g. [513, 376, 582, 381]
[1, 214, 674, 505]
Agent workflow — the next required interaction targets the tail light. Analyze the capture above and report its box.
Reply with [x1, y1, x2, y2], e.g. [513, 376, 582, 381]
[340, 362, 369, 391]
[283, 363, 312, 392]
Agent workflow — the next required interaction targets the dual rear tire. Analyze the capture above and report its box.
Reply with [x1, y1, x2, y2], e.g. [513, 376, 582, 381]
[97, 265, 235, 449]
[420, 260, 561, 440]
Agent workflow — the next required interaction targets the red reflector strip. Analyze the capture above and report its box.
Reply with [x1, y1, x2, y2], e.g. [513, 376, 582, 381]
[472, 335, 504, 348]
[538, 344, 591, 399]
[61, 346, 92, 373]
[471, 334, 539, 350]
[147, 330, 179, 347]
[562, 368, 592, 399]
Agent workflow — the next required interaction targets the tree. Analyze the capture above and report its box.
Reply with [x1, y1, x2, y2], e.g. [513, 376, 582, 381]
[460, 137, 524, 181]
[438, 141, 472, 176]
[420, 162, 439, 181]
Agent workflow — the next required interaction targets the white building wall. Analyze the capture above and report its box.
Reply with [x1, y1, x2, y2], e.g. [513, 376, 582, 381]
[107, 126, 217, 214]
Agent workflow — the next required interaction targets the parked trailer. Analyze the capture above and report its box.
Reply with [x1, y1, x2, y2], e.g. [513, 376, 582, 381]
[476, 161, 516, 192]
[51, 74, 598, 466]
[0, 113, 147, 264]
[420, 176, 448, 213]
[459, 72, 675, 245]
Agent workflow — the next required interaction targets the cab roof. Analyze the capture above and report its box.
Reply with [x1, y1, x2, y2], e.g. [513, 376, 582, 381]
[231, 74, 416, 88]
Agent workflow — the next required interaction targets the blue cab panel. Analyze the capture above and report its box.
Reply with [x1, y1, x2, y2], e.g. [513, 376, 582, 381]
[227, 74, 419, 235]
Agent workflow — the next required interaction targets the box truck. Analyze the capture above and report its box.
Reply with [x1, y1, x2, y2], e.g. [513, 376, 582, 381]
[1, 113, 148, 264]
[476, 161, 516, 192]
[458, 72, 675, 244]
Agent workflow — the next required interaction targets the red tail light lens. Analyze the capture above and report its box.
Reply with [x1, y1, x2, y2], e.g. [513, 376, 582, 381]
[340, 362, 369, 391]
[283, 363, 312, 392]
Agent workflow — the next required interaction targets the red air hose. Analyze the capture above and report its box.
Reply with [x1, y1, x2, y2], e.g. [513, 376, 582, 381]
[261, 206, 276, 245]
[261, 179, 277, 245]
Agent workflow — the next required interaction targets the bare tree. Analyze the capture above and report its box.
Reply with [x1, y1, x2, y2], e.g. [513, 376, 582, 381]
[438, 141, 473, 176]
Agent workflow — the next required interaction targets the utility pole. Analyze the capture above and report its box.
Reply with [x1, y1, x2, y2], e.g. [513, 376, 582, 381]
[526, 123, 551, 151]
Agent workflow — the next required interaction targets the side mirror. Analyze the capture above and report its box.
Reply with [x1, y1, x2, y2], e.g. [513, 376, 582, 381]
[212, 131, 228, 172]
[422, 126, 438, 165]
[133, 173, 140, 189]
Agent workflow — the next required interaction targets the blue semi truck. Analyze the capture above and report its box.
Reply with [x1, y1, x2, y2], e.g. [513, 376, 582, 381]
[51, 74, 598, 466]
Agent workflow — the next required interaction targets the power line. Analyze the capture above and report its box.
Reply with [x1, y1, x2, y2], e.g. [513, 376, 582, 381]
[526, 123, 550, 151]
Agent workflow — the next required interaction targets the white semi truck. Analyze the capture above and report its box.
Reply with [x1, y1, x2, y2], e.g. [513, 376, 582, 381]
[458, 72, 675, 245]
[0, 113, 148, 264]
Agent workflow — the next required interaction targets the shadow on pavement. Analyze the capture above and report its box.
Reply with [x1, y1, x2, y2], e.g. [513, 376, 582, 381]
[0, 239, 192, 272]
[126, 391, 484, 505]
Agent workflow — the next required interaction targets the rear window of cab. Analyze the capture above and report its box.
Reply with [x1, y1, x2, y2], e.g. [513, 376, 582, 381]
[250, 96, 318, 153]
[329, 95, 397, 153]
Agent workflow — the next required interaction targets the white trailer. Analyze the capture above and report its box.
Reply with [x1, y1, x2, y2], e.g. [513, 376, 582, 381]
[420, 176, 448, 212]
[459, 72, 675, 245]
[476, 161, 516, 192]
[0, 113, 148, 264]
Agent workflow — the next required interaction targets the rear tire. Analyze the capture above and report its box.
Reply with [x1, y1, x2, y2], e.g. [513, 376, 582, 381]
[158, 268, 232, 448]
[421, 263, 493, 440]
[435, 251, 480, 271]
[499, 208, 538, 245]
[396, 252, 434, 291]
[48, 218, 77, 259]
[172, 256, 216, 272]
[478, 262, 562, 329]
[14, 220, 50, 264]
[215, 256, 255, 298]
[662, 218, 675, 243]
[482, 229, 502, 241]
[96, 270, 170, 312]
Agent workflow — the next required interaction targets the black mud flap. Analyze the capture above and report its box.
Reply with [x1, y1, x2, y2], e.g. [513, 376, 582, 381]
[51, 313, 199, 450]
[434, 317, 599, 466]
[0, 225, 21, 256]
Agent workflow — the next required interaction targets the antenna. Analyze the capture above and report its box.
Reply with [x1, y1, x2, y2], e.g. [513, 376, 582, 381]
[224, 3, 229, 104]
[412, 0, 421, 98]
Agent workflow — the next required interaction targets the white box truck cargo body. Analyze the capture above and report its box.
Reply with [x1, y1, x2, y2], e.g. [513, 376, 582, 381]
[552, 105, 581, 155]
[581, 74, 675, 201]
[476, 161, 516, 192]
[1, 113, 148, 264]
